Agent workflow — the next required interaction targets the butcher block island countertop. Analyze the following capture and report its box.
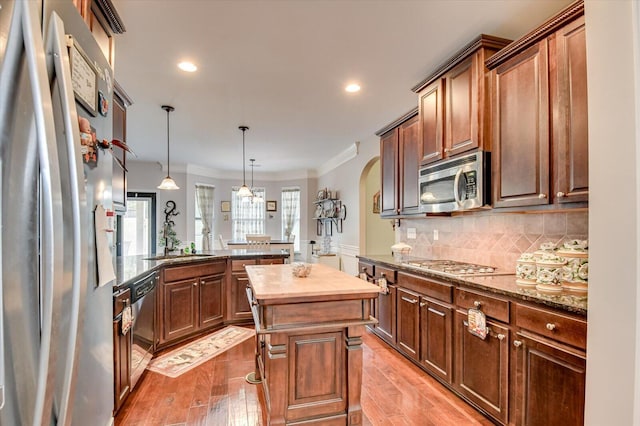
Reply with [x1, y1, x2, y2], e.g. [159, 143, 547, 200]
[245, 263, 381, 426]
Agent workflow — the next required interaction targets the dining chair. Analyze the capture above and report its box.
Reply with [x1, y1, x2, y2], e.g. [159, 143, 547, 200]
[246, 234, 271, 250]
[218, 234, 228, 249]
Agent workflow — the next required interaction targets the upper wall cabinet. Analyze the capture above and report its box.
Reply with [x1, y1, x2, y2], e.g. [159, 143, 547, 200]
[486, 0, 587, 208]
[73, 0, 126, 65]
[112, 82, 133, 213]
[412, 35, 512, 165]
[377, 108, 420, 217]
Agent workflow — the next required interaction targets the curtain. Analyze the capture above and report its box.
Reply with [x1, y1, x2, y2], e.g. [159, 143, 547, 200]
[232, 187, 266, 240]
[281, 188, 300, 251]
[195, 185, 215, 251]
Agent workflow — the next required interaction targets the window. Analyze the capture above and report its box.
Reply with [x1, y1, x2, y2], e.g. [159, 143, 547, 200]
[195, 184, 215, 251]
[281, 187, 300, 252]
[232, 187, 266, 240]
[122, 192, 156, 255]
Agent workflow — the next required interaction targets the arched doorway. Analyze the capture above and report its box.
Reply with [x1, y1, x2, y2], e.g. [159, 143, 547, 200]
[359, 157, 394, 256]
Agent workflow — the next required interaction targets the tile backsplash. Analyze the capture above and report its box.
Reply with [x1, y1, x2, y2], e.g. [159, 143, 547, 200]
[396, 210, 588, 272]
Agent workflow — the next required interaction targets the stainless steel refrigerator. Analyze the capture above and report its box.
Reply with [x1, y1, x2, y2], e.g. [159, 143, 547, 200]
[0, 0, 115, 424]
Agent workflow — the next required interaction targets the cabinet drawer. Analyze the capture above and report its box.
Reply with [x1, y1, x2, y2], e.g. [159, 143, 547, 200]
[397, 272, 453, 304]
[374, 265, 397, 284]
[232, 259, 258, 272]
[164, 261, 225, 282]
[456, 288, 509, 323]
[260, 258, 285, 265]
[516, 303, 587, 350]
[113, 287, 130, 318]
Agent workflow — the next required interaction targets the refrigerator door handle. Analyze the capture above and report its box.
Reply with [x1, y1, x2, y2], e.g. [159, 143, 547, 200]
[45, 13, 88, 426]
[22, 1, 66, 425]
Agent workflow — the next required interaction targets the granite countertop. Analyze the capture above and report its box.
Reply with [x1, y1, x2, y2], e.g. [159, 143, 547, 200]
[358, 255, 587, 316]
[115, 248, 289, 290]
[246, 263, 380, 302]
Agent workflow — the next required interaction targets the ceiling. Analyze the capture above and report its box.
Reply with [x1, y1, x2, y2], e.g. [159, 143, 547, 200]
[113, 0, 573, 176]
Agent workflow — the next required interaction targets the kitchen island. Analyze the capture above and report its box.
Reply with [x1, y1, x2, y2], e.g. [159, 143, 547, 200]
[245, 263, 380, 425]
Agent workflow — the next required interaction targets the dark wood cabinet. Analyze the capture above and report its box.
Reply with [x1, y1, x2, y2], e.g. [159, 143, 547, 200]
[371, 265, 397, 345]
[378, 109, 419, 217]
[454, 310, 510, 425]
[397, 287, 420, 360]
[413, 35, 511, 165]
[228, 258, 284, 323]
[158, 261, 226, 348]
[112, 82, 133, 213]
[113, 287, 131, 415]
[487, 2, 587, 209]
[419, 297, 452, 384]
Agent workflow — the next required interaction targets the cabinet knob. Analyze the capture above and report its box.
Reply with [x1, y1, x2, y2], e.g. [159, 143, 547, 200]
[201, 280, 205, 285]
[513, 340, 523, 348]
[444, 148, 449, 153]
[193, 281, 198, 287]
[538, 193, 547, 199]
[557, 192, 565, 198]
[420, 302, 427, 307]
[497, 333, 506, 341]
[546, 323, 556, 331]
[473, 301, 482, 308]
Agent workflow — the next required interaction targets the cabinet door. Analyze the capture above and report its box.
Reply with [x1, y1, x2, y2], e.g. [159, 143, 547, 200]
[112, 88, 127, 212]
[113, 319, 131, 414]
[161, 278, 199, 343]
[419, 297, 452, 384]
[492, 41, 550, 208]
[454, 310, 509, 424]
[513, 333, 586, 426]
[445, 55, 478, 156]
[230, 271, 253, 322]
[397, 288, 420, 360]
[418, 79, 444, 164]
[552, 16, 588, 204]
[399, 114, 421, 215]
[374, 285, 396, 345]
[380, 129, 399, 217]
[199, 274, 224, 329]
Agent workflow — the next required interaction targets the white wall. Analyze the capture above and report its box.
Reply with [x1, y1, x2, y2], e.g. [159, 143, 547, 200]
[584, 1, 639, 424]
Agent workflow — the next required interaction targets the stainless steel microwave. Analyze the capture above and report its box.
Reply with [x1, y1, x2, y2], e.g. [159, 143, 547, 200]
[419, 151, 490, 213]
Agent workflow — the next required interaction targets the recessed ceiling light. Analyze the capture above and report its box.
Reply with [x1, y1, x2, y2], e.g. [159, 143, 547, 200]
[178, 61, 197, 72]
[345, 83, 361, 93]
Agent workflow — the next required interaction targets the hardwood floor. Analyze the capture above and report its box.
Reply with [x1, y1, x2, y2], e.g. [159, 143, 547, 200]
[115, 328, 493, 426]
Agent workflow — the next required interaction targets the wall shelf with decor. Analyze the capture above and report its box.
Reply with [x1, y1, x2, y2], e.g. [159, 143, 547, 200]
[313, 189, 346, 235]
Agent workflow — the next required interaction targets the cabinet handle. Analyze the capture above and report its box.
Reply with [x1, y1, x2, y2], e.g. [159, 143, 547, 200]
[420, 302, 427, 307]
[444, 148, 449, 153]
[557, 191, 565, 198]
[546, 323, 556, 331]
[201, 280, 205, 285]
[538, 193, 547, 199]
[513, 340, 523, 347]
[193, 281, 198, 287]
[497, 333, 506, 341]
[120, 298, 129, 306]
[401, 296, 418, 304]
[473, 301, 482, 308]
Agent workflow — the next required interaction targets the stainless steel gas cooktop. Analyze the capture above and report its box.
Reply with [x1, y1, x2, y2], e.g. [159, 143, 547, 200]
[402, 259, 512, 278]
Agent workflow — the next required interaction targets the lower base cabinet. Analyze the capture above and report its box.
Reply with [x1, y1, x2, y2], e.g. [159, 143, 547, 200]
[419, 297, 453, 383]
[113, 287, 131, 414]
[454, 310, 510, 425]
[397, 287, 420, 360]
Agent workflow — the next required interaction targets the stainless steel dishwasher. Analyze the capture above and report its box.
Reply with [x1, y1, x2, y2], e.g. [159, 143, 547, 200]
[129, 270, 158, 389]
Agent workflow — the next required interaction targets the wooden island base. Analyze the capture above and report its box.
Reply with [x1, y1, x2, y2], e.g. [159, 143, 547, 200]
[245, 264, 380, 425]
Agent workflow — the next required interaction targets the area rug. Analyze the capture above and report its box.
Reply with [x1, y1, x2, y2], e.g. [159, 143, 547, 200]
[147, 326, 255, 378]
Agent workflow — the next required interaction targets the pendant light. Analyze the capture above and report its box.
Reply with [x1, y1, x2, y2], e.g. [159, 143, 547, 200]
[158, 105, 179, 190]
[237, 125, 253, 197]
[250, 159, 263, 202]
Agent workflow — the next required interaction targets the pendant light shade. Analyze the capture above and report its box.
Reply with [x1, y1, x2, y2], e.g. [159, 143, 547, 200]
[238, 126, 253, 197]
[158, 105, 179, 190]
[250, 159, 263, 202]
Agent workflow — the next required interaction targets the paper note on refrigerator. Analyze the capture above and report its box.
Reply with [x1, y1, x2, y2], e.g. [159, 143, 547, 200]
[95, 204, 116, 287]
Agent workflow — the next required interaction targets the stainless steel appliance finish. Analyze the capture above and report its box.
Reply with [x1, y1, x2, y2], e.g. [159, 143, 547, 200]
[129, 271, 158, 389]
[403, 259, 512, 278]
[419, 150, 490, 213]
[0, 0, 114, 424]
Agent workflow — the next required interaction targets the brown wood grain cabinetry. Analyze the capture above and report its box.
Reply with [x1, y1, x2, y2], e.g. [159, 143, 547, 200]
[158, 261, 226, 348]
[113, 287, 131, 414]
[487, 2, 587, 208]
[419, 297, 453, 384]
[72, 0, 125, 65]
[413, 35, 511, 165]
[377, 109, 420, 217]
[112, 82, 132, 213]
[397, 287, 420, 360]
[229, 258, 285, 323]
[454, 310, 510, 424]
[372, 265, 397, 345]
[513, 302, 586, 426]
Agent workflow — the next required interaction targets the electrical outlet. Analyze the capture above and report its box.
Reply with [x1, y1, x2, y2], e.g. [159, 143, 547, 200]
[407, 228, 417, 239]
[433, 229, 439, 241]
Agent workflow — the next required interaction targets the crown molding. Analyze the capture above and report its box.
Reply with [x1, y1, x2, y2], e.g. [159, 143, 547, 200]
[316, 142, 360, 177]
